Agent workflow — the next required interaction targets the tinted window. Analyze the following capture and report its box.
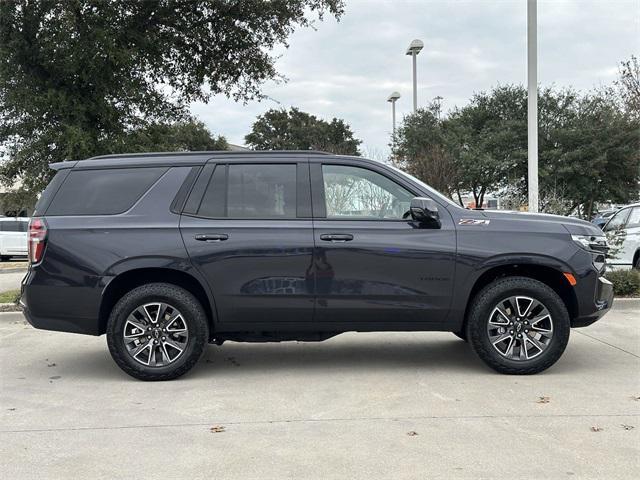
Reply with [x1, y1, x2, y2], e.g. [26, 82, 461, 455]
[46, 168, 166, 216]
[604, 208, 630, 232]
[196, 164, 297, 218]
[0, 221, 28, 232]
[322, 165, 413, 219]
[34, 170, 69, 216]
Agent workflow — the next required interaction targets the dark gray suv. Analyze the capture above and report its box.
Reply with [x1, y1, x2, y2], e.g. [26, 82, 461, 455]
[21, 151, 614, 380]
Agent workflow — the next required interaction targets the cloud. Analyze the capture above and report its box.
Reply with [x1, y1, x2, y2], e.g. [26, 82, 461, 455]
[191, 0, 639, 156]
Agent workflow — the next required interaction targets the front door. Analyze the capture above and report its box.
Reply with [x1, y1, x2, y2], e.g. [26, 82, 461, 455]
[310, 162, 456, 327]
[180, 160, 315, 328]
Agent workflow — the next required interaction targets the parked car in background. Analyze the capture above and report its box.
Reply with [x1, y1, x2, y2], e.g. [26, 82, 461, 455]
[21, 151, 613, 380]
[592, 210, 618, 229]
[0, 216, 29, 260]
[603, 203, 640, 269]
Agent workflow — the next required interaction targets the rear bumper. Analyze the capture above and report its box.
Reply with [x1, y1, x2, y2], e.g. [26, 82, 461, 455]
[20, 269, 102, 336]
[571, 276, 614, 328]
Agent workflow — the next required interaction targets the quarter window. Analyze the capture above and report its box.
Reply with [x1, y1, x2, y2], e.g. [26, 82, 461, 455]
[626, 207, 640, 228]
[321, 165, 413, 219]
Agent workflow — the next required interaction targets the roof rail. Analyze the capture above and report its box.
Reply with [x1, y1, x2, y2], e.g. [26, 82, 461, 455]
[86, 150, 333, 161]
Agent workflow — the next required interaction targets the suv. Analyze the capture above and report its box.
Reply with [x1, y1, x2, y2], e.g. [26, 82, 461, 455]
[602, 203, 640, 269]
[0, 216, 29, 260]
[21, 151, 614, 380]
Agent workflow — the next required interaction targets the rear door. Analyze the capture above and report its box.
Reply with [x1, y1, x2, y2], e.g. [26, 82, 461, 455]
[179, 158, 315, 328]
[309, 160, 456, 327]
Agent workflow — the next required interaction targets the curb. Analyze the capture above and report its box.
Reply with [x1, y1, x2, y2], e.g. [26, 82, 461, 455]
[0, 268, 28, 274]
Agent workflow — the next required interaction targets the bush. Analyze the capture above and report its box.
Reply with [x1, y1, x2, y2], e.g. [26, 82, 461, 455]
[605, 269, 640, 296]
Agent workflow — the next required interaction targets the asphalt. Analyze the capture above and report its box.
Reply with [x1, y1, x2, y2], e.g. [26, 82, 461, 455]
[1, 305, 638, 479]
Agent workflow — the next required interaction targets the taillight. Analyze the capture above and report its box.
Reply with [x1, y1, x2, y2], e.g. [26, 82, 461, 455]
[28, 217, 48, 265]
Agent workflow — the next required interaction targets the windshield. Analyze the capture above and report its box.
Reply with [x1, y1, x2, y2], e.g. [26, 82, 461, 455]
[386, 164, 462, 209]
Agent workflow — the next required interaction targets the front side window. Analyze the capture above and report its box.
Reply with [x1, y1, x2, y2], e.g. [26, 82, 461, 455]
[196, 164, 297, 218]
[322, 165, 413, 219]
[627, 207, 640, 228]
[604, 208, 630, 232]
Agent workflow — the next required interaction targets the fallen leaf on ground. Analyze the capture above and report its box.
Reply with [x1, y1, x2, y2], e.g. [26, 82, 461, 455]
[536, 396, 550, 404]
[47, 363, 56, 367]
[407, 431, 419, 436]
[210, 425, 225, 433]
[591, 426, 603, 432]
[621, 424, 634, 430]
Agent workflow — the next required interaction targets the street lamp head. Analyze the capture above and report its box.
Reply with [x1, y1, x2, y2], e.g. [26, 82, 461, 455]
[406, 39, 424, 55]
[387, 91, 401, 102]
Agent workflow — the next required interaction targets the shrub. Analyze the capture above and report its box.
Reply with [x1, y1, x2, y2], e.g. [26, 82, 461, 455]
[605, 269, 640, 296]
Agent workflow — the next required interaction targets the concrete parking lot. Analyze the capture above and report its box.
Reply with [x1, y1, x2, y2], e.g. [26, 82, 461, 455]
[1, 303, 639, 479]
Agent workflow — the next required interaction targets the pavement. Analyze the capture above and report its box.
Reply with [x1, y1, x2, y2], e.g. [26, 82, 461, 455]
[0, 304, 638, 480]
[0, 271, 25, 292]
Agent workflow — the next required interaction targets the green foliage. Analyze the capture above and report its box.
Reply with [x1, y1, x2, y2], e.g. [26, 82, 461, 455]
[0, 289, 21, 304]
[245, 107, 361, 155]
[0, 0, 344, 194]
[393, 77, 640, 215]
[605, 269, 640, 297]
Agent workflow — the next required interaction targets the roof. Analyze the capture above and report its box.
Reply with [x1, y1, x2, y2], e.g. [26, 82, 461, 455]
[50, 150, 336, 170]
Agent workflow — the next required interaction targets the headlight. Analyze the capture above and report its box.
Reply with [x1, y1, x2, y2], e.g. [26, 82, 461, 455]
[571, 234, 608, 272]
[571, 234, 608, 253]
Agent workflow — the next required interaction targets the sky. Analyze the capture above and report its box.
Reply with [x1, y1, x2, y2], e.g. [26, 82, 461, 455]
[191, 0, 640, 157]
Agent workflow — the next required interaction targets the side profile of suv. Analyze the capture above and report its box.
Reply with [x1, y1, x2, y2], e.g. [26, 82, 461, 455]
[21, 151, 614, 380]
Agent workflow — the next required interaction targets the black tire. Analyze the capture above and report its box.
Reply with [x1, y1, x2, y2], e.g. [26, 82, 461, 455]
[0, 256, 10, 261]
[465, 276, 570, 375]
[634, 253, 640, 270]
[106, 283, 209, 381]
[453, 331, 468, 342]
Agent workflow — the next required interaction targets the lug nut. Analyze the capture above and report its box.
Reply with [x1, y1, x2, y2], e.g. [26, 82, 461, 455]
[525, 329, 529, 333]
[147, 335, 151, 339]
[524, 321, 529, 325]
[161, 336, 166, 340]
[154, 340, 158, 344]
[517, 334, 522, 338]
[147, 327, 151, 331]
[510, 330, 514, 334]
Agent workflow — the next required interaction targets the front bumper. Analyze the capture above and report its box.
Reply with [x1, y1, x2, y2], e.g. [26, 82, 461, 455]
[571, 276, 614, 328]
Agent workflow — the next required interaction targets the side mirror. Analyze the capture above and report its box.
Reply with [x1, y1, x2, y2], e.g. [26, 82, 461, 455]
[410, 197, 440, 227]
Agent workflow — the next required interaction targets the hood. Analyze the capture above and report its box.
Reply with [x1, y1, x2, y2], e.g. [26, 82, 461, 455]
[466, 209, 602, 236]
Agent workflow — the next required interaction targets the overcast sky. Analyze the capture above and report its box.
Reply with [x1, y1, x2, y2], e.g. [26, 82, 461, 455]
[191, 0, 640, 157]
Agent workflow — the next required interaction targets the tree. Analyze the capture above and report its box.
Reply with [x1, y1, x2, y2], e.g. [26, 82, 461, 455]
[616, 55, 640, 118]
[245, 107, 361, 155]
[124, 119, 228, 152]
[394, 86, 527, 207]
[0, 0, 344, 193]
[392, 104, 458, 200]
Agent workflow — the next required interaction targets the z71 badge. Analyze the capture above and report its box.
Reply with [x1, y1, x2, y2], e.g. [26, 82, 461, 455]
[459, 218, 491, 226]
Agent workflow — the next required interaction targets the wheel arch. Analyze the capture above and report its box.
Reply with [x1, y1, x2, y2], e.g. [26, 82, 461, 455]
[462, 263, 578, 331]
[99, 267, 215, 337]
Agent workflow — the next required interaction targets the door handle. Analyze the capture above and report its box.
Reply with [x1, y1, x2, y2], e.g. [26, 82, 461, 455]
[195, 234, 229, 242]
[320, 233, 353, 242]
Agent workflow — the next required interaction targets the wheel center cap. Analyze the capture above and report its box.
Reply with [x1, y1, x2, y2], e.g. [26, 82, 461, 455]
[515, 322, 523, 333]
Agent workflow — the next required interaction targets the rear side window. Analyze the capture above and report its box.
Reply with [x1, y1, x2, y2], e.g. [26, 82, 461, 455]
[193, 164, 297, 218]
[33, 170, 69, 216]
[0, 221, 28, 232]
[46, 168, 167, 216]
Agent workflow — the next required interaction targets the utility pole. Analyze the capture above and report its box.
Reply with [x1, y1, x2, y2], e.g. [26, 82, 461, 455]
[527, 0, 539, 212]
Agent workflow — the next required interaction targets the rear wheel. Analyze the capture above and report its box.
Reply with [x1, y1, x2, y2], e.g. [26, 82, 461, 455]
[466, 276, 570, 374]
[106, 283, 209, 381]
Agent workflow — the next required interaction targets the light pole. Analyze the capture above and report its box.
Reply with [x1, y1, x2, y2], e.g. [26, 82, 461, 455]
[406, 39, 424, 112]
[433, 95, 443, 120]
[387, 91, 401, 142]
[527, 0, 538, 212]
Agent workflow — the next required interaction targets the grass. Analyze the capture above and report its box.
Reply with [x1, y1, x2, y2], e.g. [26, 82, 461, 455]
[0, 289, 21, 304]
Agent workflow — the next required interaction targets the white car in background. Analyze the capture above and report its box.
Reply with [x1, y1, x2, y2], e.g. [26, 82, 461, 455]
[603, 203, 640, 270]
[0, 217, 29, 261]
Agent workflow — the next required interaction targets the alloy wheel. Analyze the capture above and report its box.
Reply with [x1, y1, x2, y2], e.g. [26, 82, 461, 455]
[122, 303, 189, 367]
[486, 296, 554, 361]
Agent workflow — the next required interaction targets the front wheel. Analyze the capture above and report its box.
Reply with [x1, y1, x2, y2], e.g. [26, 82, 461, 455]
[465, 276, 570, 375]
[106, 283, 209, 381]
